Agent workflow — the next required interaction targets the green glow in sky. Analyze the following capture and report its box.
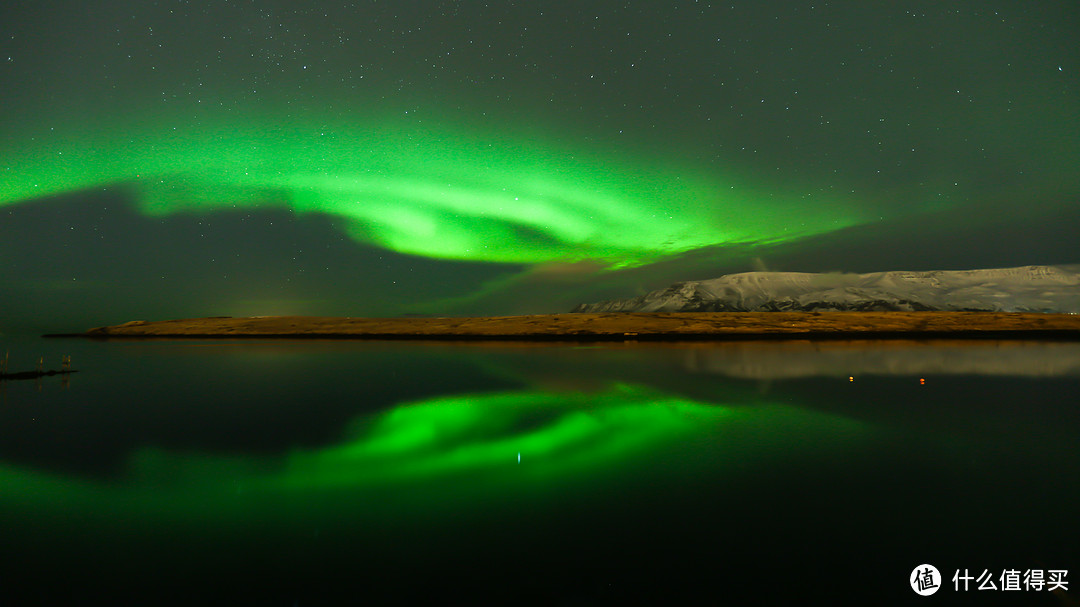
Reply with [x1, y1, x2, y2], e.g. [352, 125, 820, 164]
[0, 384, 867, 529]
[0, 118, 863, 267]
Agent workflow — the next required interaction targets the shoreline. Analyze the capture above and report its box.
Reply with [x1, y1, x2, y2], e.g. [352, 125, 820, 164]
[0, 369, 78, 380]
[43, 312, 1080, 342]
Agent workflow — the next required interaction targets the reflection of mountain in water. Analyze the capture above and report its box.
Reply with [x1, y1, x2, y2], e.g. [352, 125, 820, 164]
[682, 341, 1080, 379]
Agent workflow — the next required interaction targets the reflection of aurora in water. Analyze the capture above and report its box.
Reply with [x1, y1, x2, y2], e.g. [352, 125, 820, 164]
[0, 121, 861, 267]
[0, 384, 866, 527]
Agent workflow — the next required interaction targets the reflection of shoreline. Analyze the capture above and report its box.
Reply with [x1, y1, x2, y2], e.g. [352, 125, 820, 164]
[682, 340, 1080, 378]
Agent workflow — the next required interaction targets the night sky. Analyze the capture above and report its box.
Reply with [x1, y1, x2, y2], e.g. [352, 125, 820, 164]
[2, 1, 1078, 335]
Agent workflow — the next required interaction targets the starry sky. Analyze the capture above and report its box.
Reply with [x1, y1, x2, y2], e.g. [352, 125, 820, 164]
[1, 1, 1078, 334]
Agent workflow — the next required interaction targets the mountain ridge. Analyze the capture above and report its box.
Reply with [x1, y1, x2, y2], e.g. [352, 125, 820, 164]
[572, 265, 1080, 314]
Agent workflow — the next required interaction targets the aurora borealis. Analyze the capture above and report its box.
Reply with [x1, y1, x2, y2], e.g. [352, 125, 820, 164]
[4, 5, 1080, 601]
[2, 1, 1078, 329]
[0, 118, 862, 266]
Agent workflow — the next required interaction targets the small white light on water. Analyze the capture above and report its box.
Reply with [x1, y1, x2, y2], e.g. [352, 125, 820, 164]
[517, 452, 521, 464]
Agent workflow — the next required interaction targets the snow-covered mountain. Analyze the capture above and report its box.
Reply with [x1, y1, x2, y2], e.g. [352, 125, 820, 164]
[572, 265, 1080, 313]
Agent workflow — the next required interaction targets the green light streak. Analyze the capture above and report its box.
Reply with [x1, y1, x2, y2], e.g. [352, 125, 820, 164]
[0, 118, 864, 267]
[0, 384, 868, 529]
[276, 385, 717, 487]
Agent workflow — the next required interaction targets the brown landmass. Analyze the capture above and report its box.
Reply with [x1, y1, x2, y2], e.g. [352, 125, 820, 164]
[54, 312, 1080, 341]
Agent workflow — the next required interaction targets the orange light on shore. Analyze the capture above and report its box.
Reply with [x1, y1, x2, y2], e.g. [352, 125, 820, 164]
[919, 378, 926, 385]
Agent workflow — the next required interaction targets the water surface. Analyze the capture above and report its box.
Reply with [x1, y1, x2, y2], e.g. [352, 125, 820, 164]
[1, 338, 1077, 605]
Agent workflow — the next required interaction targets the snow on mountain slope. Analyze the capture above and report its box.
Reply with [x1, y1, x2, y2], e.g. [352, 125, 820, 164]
[572, 265, 1080, 313]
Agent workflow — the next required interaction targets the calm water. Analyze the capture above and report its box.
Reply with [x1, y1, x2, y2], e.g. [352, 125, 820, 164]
[1, 337, 1078, 605]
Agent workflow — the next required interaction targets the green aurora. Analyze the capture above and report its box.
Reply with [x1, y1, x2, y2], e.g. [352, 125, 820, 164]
[1, 118, 866, 268]
[0, 384, 867, 529]
[2, 0, 1077, 323]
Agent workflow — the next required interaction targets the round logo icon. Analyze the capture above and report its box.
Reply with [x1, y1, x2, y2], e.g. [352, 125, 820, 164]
[911, 564, 942, 596]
